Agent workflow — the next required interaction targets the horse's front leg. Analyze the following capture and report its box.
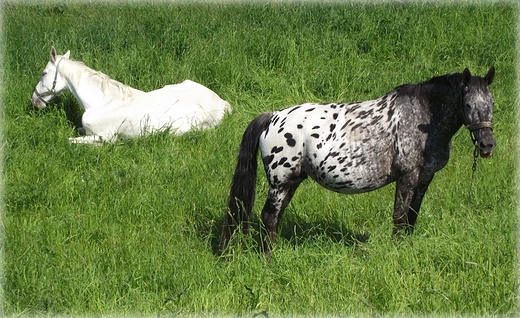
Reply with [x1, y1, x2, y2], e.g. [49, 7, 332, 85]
[68, 135, 105, 144]
[392, 171, 434, 234]
[406, 172, 435, 229]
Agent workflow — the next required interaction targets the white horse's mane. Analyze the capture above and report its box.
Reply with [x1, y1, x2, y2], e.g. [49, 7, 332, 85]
[63, 59, 141, 99]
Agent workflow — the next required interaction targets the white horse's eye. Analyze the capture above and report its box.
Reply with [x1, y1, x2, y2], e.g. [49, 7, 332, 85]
[42, 71, 47, 77]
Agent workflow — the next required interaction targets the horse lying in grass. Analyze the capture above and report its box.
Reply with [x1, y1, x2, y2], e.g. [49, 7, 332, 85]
[221, 67, 496, 258]
[32, 47, 231, 144]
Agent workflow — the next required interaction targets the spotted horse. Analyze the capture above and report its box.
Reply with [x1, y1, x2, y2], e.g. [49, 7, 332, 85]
[221, 67, 496, 258]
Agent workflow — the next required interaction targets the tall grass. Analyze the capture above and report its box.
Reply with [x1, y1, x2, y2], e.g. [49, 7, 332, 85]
[2, 2, 518, 316]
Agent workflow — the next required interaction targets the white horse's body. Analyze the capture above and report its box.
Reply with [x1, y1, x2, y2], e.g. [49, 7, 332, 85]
[32, 47, 231, 143]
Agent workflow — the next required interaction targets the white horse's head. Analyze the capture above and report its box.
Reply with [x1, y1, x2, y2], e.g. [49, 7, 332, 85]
[31, 47, 70, 108]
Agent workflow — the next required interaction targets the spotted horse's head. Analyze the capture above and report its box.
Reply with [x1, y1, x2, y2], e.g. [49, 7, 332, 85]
[461, 66, 496, 158]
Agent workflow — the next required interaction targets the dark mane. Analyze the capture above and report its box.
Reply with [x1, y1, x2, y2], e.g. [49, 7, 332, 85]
[421, 72, 463, 87]
[394, 72, 463, 96]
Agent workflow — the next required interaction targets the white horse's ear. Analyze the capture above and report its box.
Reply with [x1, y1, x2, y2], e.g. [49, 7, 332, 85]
[64, 50, 71, 59]
[50, 46, 58, 62]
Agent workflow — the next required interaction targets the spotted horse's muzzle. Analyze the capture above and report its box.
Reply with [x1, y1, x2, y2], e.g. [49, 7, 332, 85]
[466, 122, 496, 158]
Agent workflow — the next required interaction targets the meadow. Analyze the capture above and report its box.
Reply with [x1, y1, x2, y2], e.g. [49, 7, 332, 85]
[2, 1, 518, 316]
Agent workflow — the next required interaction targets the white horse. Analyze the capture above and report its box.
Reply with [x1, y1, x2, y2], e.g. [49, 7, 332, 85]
[31, 47, 232, 144]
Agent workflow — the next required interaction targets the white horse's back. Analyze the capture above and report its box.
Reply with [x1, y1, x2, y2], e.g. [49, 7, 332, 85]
[146, 80, 231, 132]
[86, 80, 231, 139]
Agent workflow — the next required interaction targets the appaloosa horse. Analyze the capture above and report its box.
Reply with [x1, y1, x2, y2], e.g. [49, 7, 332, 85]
[32, 47, 231, 143]
[221, 67, 496, 258]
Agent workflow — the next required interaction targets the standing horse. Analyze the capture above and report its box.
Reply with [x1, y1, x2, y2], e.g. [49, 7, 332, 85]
[32, 47, 231, 143]
[221, 67, 496, 258]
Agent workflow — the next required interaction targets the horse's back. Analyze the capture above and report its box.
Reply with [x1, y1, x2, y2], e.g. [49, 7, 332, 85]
[130, 80, 230, 133]
[150, 80, 230, 112]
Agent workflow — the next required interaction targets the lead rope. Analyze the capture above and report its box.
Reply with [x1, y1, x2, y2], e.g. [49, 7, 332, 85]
[466, 135, 479, 203]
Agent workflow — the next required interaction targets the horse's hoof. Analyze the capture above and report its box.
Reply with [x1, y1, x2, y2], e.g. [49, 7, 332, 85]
[76, 127, 86, 135]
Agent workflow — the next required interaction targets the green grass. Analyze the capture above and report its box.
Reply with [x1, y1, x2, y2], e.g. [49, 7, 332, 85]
[2, 1, 518, 316]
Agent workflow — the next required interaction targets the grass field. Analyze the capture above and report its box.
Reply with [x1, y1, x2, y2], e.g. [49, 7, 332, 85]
[2, 1, 518, 316]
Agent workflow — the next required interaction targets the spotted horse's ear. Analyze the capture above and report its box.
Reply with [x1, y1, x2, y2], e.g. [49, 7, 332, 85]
[485, 66, 495, 86]
[462, 68, 472, 86]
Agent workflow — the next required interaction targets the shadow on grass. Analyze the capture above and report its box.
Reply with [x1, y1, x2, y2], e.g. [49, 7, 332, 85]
[62, 96, 83, 129]
[208, 213, 369, 257]
[279, 218, 370, 247]
[27, 95, 84, 133]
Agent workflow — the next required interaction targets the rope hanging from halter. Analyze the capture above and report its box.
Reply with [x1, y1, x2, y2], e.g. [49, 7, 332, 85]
[466, 142, 479, 203]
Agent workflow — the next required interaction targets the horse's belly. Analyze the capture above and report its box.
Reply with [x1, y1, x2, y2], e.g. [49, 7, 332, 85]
[303, 151, 394, 194]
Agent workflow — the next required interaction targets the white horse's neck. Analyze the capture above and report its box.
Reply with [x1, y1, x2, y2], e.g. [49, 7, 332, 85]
[58, 59, 144, 111]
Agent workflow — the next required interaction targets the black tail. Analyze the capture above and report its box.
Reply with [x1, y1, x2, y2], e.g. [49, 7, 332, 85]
[220, 112, 273, 251]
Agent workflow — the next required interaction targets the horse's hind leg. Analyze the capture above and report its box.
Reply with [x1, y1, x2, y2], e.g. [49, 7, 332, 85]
[261, 176, 305, 258]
